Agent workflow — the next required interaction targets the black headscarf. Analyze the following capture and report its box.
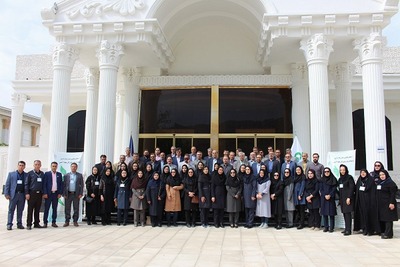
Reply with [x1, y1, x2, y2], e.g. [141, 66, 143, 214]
[370, 161, 385, 183]
[294, 166, 305, 184]
[305, 169, 318, 190]
[101, 167, 114, 185]
[226, 169, 242, 188]
[166, 168, 182, 187]
[242, 167, 254, 185]
[257, 169, 269, 184]
[198, 168, 211, 184]
[377, 169, 393, 185]
[359, 168, 371, 182]
[283, 168, 294, 187]
[322, 167, 337, 186]
[160, 165, 170, 183]
[211, 166, 226, 186]
[339, 164, 352, 183]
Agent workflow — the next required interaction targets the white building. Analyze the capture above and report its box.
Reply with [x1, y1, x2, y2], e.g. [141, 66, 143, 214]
[4, 0, 400, 183]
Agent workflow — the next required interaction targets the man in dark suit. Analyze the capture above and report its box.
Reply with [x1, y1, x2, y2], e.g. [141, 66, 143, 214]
[252, 154, 265, 175]
[148, 153, 161, 174]
[25, 160, 45, 230]
[221, 156, 233, 176]
[264, 151, 280, 179]
[207, 150, 222, 171]
[172, 147, 184, 166]
[94, 154, 107, 174]
[280, 153, 297, 180]
[5, 161, 28, 230]
[43, 162, 63, 228]
[63, 162, 84, 227]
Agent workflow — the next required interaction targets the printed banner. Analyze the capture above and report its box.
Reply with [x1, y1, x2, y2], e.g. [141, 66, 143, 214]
[47, 152, 84, 223]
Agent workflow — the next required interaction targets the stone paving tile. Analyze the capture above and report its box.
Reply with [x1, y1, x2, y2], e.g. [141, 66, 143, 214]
[2, 197, 400, 266]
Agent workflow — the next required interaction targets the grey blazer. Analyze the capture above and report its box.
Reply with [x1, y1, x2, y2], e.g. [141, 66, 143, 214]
[63, 172, 84, 197]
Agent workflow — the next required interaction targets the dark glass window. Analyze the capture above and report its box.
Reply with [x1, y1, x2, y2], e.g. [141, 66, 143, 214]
[140, 89, 211, 133]
[67, 110, 86, 152]
[219, 88, 292, 133]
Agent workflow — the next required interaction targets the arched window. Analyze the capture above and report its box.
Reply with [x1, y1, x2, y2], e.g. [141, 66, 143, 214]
[67, 110, 86, 152]
[352, 109, 393, 170]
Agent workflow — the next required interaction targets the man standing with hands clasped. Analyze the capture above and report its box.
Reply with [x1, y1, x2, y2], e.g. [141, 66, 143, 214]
[25, 160, 45, 230]
[43, 162, 63, 228]
[5, 161, 28, 230]
[63, 163, 84, 227]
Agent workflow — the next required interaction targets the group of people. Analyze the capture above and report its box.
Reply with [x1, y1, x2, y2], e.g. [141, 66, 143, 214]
[4, 146, 398, 239]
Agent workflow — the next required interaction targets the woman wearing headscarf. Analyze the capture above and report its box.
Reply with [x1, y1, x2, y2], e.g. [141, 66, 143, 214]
[130, 162, 140, 181]
[376, 170, 398, 239]
[146, 172, 165, 227]
[130, 170, 149, 227]
[104, 161, 115, 177]
[114, 170, 131, 226]
[256, 169, 271, 229]
[283, 168, 295, 228]
[165, 168, 183, 226]
[320, 167, 337, 233]
[160, 165, 170, 184]
[144, 162, 154, 182]
[180, 164, 189, 180]
[211, 166, 226, 228]
[370, 161, 385, 184]
[226, 169, 243, 228]
[305, 169, 320, 230]
[99, 167, 115, 225]
[115, 162, 129, 182]
[85, 166, 101, 225]
[294, 166, 306, 229]
[271, 171, 284, 229]
[182, 168, 198, 227]
[242, 166, 257, 228]
[338, 164, 355, 235]
[196, 161, 205, 177]
[354, 169, 380, 235]
[198, 166, 212, 227]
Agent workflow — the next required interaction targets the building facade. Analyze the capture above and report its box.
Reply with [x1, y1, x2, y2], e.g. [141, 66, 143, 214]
[5, 0, 400, 181]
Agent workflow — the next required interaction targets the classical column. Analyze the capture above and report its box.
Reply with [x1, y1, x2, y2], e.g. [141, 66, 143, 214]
[300, 34, 333, 165]
[95, 41, 124, 161]
[354, 33, 387, 168]
[291, 63, 311, 154]
[114, 91, 125, 161]
[83, 68, 99, 177]
[122, 68, 141, 153]
[331, 63, 355, 151]
[48, 43, 79, 161]
[6, 93, 27, 178]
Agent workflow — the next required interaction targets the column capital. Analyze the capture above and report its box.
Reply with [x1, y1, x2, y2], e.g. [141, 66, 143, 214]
[10, 93, 27, 108]
[291, 63, 308, 85]
[353, 33, 385, 65]
[123, 67, 141, 84]
[97, 40, 124, 69]
[84, 67, 99, 88]
[300, 34, 333, 65]
[329, 63, 355, 83]
[52, 42, 79, 69]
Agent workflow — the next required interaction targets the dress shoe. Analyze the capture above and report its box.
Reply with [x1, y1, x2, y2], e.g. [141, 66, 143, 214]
[297, 225, 303, 230]
[323, 228, 329, 232]
[117, 223, 121, 226]
[63, 222, 70, 227]
[192, 223, 196, 228]
[51, 223, 58, 228]
[87, 221, 92, 225]
[230, 224, 234, 228]
[43, 224, 48, 228]
[234, 224, 238, 228]
[276, 225, 282, 230]
[34, 224, 43, 229]
[329, 229, 334, 233]
[17, 225, 25, 230]
[220, 224, 224, 228]
[187, 223, 192, 228]
[123, 223, 127, 226]
[27, 226, 32, 230]
[73, 222, 79, 227]
[344, 231, 351, 236]
[341, 230, 345, 234]
[286, 225, 294, 229]
[215, 224, 220, 228]
[92, 221, 98, 225]
[381, 235, 392, 239]
[7, 225, 12, 230]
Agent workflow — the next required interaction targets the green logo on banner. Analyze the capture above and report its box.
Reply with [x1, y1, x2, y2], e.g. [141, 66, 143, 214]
[294, 152, 302, 162]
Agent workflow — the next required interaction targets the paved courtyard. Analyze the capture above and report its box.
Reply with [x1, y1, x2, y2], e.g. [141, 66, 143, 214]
[1, 197, 400, 267]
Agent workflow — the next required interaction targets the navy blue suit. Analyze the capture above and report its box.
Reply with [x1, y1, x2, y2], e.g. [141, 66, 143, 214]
[5, 170, 27, 228]
[251, 162, 265, 175]
[43, 171, 63, 224]
[172, 156, 184, 167]
[207, 158, 222, 171]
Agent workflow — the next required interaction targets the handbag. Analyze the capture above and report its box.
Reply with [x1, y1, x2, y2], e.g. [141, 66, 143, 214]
[191, 195, 199, 204]
[84, 195, 94, 203]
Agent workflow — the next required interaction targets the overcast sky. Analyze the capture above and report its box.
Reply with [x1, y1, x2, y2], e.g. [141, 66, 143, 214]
[1, 1, 400, 117]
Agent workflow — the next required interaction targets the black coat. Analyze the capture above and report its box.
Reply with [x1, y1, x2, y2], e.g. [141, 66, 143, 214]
[305, 178, 320, 209]
[198, 173, 212, 209]
[182, 176, 198, 211]
[211, 172, 226, 209]
[99, 175, 116, 213]
[338, 175, 355, 214]
[85, 175, 102, 217]
[270, 179, 284, 216]
[376, 179, 398, 222]
[319, 181, 337, 216]
[145, 179, 166, 216]
[354, 175, 380, 233]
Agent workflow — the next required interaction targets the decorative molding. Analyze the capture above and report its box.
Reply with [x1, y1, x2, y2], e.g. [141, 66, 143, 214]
[291, 63, 308, 85]
[67, 0, 146, 19]
[139, 75, 292, 88]
[52, 43, 79, 68]
[96, 40, 124, 68]
[10, 93, 27, 109]
[330, 63, 355, 83]
[353, 33, 385, 64]
[84, 68, 99, 88]
[123, 67, 141, 84]
[300, 34, 333, 64]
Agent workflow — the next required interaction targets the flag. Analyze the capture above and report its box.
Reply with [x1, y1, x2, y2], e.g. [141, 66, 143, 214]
[291, 136, 303, 162]
[129, 134, 134, 155]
